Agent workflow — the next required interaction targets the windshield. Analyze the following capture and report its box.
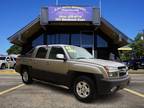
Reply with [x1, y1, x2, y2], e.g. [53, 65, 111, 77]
[65, 46, 93, 59]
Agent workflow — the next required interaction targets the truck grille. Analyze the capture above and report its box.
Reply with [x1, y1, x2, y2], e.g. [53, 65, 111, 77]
[119, 72, 126, 76]
[118, 66, 127, 77]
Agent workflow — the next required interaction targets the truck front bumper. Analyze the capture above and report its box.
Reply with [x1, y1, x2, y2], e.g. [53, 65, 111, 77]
[96, 76, 130, 95]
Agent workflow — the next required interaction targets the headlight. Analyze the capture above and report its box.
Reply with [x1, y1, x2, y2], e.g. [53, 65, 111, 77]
[108, 72, 118, 77]
[104, 66, 119, 72]
[104, 66, 119, 78]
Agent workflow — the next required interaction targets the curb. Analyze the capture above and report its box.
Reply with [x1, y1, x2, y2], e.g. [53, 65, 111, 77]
[129, 72, 144, 74]
[0, 69, 17, 74]
[128, 69, 144, 74]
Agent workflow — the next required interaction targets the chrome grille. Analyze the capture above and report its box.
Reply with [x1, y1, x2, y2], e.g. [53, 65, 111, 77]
[118, 66, 127, 77]
[119, 72, 126, 76]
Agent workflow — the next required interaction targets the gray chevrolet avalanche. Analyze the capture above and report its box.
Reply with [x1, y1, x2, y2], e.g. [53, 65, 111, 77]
[15, 45, 130, 102]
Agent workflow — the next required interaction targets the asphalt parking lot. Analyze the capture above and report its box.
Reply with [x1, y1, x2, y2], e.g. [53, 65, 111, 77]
[0, 70, 143, 108]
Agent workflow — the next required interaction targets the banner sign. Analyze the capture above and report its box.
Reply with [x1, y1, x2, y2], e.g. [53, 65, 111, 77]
[48, 6, 93, 21]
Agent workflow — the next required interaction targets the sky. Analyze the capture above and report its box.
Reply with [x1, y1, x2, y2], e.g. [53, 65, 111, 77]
[0, 0, 144, 54]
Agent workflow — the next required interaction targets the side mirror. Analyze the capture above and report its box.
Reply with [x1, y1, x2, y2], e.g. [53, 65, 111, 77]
[56, 54, 66, 61]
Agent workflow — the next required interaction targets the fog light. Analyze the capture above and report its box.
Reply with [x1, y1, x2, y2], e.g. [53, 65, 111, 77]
[110, 86, 117, 92]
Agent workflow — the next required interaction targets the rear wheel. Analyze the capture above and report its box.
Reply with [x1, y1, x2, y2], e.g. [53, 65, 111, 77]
[73, 76, 96, 102]
[21, 68, 33, 84]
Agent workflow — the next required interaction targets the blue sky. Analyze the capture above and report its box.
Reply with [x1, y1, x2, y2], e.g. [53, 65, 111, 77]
[0, 0, 144, 54]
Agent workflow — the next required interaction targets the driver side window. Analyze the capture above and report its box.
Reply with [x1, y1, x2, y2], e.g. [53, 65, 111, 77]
[49, 47, 65, 59]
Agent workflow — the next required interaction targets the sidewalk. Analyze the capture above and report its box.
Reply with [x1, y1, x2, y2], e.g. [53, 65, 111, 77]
[0, 69, 17, 74]
[128, 69, 144, 74]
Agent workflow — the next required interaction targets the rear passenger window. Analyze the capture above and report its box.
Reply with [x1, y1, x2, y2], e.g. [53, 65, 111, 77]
[36, 47, 47, 58]
[49, 47, 65, 59]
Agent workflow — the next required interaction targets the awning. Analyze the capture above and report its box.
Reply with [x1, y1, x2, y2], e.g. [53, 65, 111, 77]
[118, 47, 132, 51]
[118, 45, 132, 51]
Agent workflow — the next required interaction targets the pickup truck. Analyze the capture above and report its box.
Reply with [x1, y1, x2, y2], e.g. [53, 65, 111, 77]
[15, 44, 130, 102]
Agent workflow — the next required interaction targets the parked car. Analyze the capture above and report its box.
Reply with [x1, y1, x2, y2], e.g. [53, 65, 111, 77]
[126, 58, 144, 70]
[0, 56, 16, 69]
[15, 45, 130, 102]
[139, 58, 144, 69]
[126, 59, 138, 70]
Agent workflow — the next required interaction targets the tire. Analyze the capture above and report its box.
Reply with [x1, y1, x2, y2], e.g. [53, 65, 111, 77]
[13, 64, 16, 69]
[73, 76, 96, 102]
[21, 68, 33, 84]
[1, 64, 6, 69]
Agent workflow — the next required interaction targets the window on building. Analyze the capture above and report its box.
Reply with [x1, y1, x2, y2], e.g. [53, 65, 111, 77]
[97, 35, 108, 48]
[49, 47, 65, 59]
[59, 34, 69, 44]
[48, 34, 69, 45]
[48, 34, 56, 44]
[71, 34, 80, 46]
[81, 32, 93, 48]
[32, 35, 44, 47]
[36, 47, 47, 58]
[55, 34, 59, 43]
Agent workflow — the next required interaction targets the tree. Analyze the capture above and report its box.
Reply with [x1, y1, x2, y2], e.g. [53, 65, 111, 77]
[134, 33, 143, 41]
[7, 44, 22, 55]
[119, 32, 144, 61]
[119, 44, 132, 61]
[130, 33, 144, 58]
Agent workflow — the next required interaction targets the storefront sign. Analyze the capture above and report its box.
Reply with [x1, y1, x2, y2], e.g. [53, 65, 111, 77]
[48, 6, 92, 21]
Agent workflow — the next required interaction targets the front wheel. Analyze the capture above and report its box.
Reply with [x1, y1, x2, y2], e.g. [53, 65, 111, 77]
[21, 68, 33, 84]
[1, 64, 6, 69]
[73, 76, 96, 102]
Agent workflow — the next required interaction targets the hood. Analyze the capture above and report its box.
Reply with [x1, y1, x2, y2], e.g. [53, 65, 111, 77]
[77, 59, 125, 67]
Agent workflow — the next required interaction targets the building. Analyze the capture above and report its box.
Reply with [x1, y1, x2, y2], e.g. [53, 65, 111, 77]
[8, 6, 131, 60]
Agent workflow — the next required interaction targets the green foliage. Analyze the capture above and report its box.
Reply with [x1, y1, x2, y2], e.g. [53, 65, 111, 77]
[130, 40, 144, 58]
[135, 33, 143, 41]
[119, 32, 144, 61]
[119, 51, 131, 61]
[7, 45, 22, 55]
[130, 33, 144, 58]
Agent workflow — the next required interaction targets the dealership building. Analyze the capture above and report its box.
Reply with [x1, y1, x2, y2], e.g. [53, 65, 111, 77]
[8, 6, 131, 60]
